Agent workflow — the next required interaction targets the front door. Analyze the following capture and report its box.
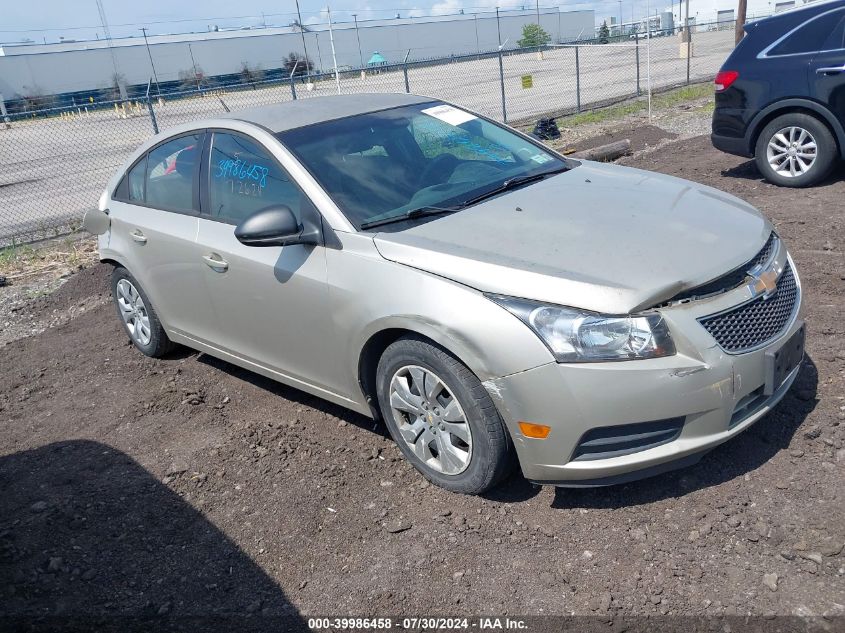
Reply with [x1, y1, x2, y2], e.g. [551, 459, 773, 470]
[195, 130, 339, 394]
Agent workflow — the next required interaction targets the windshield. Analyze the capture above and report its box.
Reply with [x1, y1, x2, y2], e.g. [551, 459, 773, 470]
[277, 102, 571, 230]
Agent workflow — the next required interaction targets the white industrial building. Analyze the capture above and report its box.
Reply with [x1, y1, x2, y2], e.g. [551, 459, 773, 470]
[664, 0, 819, 28]
[0, 9, 594, 103]
[603, 0, 820, 36]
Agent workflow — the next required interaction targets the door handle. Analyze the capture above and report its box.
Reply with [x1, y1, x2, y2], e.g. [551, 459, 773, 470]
[202, 254, 229, 272]
[816, 65, 845, 74]
[131, 230, 147, 244]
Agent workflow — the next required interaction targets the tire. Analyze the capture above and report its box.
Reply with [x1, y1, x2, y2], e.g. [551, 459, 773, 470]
[376, 336, 514, 495]
[110, 266, 174, 358]
[754, 113, 837, 188]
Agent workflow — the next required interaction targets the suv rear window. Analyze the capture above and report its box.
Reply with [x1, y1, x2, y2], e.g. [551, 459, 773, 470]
[823, 14, 845, 50]
[768, 9, 845, 55]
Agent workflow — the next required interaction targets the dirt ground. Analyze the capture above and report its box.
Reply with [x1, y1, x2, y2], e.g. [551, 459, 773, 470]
[1, 129, 844, 629]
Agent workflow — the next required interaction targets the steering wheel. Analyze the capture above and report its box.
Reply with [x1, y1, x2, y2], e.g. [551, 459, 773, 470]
[418, 154, 460, 187]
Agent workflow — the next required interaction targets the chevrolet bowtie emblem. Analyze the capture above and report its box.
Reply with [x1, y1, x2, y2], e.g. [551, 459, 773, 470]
[748, 268, 779, 300]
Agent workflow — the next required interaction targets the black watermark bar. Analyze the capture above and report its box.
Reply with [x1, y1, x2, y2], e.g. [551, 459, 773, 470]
[0, 616, 842, 633]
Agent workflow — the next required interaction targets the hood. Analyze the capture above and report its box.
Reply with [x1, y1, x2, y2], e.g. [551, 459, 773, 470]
[373, 161, 771, 314]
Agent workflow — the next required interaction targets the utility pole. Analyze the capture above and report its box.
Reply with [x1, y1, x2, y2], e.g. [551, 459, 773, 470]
[352, 14, 364, 68]
[294, 0, 311, 76]
[140, 28, 161, 96]
[327, 6, 340, 94]
[95, 0, 123, 99]
[735, 0, 747, 45]
[619, 0, 623, 35]
[496, 7, 502, 47]
[188, 43, 202, 91]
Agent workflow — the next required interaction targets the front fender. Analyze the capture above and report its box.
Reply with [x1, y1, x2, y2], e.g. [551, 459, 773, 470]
[328, 233, 554, 408]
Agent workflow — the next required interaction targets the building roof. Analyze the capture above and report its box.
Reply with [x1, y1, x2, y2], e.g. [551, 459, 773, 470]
[367, 51, 388, 65]
[221, 93, 433, 132]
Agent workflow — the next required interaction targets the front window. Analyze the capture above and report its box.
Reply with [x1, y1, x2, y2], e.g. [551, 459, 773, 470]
[277, 102, 571, 230]
[208, 131, 309, 225]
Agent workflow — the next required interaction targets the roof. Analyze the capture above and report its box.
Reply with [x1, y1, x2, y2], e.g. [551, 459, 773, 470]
[221, 93, 434, 132]
[367, 52, 388, 65]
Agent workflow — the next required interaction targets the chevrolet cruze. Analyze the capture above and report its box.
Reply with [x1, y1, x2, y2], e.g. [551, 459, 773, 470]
[84, 94, 804, 494]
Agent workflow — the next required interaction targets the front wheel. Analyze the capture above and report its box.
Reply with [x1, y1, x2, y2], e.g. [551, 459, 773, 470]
[754, 113, 837, 188]
[376, 336, 514, 495]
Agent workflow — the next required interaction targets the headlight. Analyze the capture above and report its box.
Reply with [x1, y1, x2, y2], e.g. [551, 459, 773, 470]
[488, 295, 675, 362]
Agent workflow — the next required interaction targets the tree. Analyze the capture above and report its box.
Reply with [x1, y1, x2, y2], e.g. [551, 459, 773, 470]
[18, 85, 54, 112]
[599, 20, 610, 40]
[283, 52, 314, 77]
[177, 66, 207, 91]
[517, 23, 551, 48]
[239, 62, 265, 88]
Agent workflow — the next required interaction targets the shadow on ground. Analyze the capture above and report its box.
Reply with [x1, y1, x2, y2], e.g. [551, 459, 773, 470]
[721, 159, 845, 186]
[0, 440, 308, 632]
[195, 342, 818, 512]
[197, 352, 388, 439]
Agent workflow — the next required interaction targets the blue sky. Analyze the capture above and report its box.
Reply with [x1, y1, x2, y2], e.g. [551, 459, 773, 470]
[1, 0, 662, 42]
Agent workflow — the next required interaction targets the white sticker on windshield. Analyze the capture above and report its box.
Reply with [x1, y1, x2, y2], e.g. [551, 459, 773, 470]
[530, 153, 553, 164]
[421, 104, 477, 126]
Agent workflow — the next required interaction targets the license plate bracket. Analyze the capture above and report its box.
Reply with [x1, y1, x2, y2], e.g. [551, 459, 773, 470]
[764, 324, 804, 396]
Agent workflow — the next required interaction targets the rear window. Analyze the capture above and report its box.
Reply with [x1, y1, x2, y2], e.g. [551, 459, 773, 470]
[823, 14, 845, 50]
[768, 8, 845, 55]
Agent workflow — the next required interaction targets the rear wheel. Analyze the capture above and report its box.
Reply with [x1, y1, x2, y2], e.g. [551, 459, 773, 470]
[376, 336, 514, 495]
[754, 113, 837, 188]
[111, 267, 174, 358]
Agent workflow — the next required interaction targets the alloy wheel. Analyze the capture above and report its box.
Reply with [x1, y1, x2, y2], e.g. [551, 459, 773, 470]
[115, 278, 151, 346]
[388, 365, 472, 475]
[766, 126, 818, 178]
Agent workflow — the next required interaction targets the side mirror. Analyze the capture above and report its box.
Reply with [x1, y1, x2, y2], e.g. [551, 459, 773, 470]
[234, 205, 321, 247]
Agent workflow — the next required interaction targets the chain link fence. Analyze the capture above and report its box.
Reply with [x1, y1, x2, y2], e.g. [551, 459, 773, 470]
[0, 20, 737, 246]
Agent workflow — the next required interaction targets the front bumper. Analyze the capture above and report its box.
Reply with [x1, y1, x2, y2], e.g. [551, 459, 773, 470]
[485, 256, 804, 486]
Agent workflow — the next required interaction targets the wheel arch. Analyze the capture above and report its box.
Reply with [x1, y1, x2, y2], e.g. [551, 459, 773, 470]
[356, 320, 493, 422]
[747, 99, 845, 158]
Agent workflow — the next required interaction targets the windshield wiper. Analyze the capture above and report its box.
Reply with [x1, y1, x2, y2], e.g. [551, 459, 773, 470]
[359, 205, 462, 230]
[460, 166, 570, 208]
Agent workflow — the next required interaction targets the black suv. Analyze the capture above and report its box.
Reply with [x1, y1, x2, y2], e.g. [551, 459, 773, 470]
[711, 0, 845, 187]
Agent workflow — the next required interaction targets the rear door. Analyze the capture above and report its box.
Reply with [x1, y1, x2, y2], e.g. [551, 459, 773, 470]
[195, 130, 338, 391]
[809, 9, 845, 133]
[108, 131, 216, 340]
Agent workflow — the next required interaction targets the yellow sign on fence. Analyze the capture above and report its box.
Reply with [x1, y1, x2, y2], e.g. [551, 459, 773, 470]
[521, 75, 533, 89]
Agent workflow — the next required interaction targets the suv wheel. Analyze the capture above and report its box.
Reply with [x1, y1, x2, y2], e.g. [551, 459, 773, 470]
[755, 113, 837, 187]
[376, 336, 514, 495]
[111, 266, 174, 358]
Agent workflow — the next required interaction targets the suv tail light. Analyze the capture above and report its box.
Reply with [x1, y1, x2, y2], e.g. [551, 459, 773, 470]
[714, 70, 739, 92]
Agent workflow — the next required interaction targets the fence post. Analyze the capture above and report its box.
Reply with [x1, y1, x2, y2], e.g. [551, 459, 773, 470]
[290, 76, 298, 100]
[635, 34, 641, 96]
[497, 48, 507, 124]
[403, 49, 412, 93]
[145, 79, 159, 135]
[575, 46, 581, 114]
[686, 26, 692, 84]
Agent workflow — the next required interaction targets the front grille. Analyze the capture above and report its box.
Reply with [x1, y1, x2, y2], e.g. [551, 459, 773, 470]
[667, 232, 778, 304]
[571, 417, 685, 461]
[698, 263, 798, 353]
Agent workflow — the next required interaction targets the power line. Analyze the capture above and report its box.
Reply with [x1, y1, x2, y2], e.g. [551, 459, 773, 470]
[0, 3, 597, 34]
